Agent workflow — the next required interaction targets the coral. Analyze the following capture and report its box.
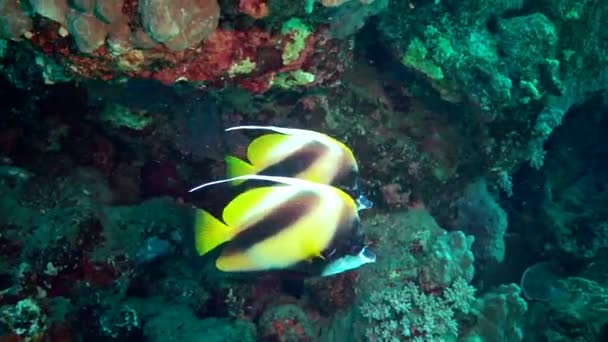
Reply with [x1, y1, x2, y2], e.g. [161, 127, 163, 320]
[3, 0, 608, 340]
[0, 0, 32, 40]
[540, 170, 608, 259]
[273, 70, 316, 89]
[361, 210, 475, 290]
[142, 302, 256, 341]
[139, 0, 220, 51]
[280, 18, 312, 65]
[308, 272, 358, 314]
[401, 37, 445, 81]
[239, 0, 269, 19]
[320, 0, 375, 7]
[496, 13, 558, 81]
[258, 304, 315, 341]
[543, 277, 608, 339]
[326, 0, 388, 38]
[134, 237, 174, 264]
[67, 11, 109, 53]
[352, 210, 476, 341]
[520, 262, 567, 302]
[30, 0, 69, 25]
[98, 103, 153, 130]
[360, 278, 476, 341]
[460, 284, 528, 342]
[454, 179, 508, 264]
[99, 305, 141, 339]
[0, 0, 354, 92]
[0, 298, 46, 339]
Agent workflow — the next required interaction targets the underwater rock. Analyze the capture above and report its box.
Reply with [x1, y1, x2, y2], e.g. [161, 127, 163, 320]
[94, 0, 124, 24]
[0, 0, 32, 40]
[67, 11, 108, 53]
[139, 0, 220, 51]
[29, 0, 69, 25]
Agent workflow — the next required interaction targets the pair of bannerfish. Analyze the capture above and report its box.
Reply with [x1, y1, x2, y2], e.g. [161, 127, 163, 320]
[190, 126, 377, 277]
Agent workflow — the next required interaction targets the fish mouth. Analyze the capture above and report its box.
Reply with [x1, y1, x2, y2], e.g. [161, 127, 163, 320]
[360, 247, 376, 263]
[356, 194, 374, 211]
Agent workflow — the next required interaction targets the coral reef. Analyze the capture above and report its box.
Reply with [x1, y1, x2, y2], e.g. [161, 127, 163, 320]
[350, 210, 478, 341]
[1, 0, 608, 340]
[454, 179, 508, 264]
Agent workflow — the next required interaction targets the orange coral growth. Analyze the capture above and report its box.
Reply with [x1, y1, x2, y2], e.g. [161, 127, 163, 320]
[238, 0, 269, 19]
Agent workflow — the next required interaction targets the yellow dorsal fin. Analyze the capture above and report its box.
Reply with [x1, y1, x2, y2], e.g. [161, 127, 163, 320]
[222, 187, 280, 227]
[225, 156, 256, 185]
[194, 209, 233, 256]
[247, 133, 291, 167]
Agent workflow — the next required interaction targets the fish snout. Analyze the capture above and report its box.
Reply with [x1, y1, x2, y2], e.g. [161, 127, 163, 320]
[356, 194, 374, 211]
[360, 247, 376, 263]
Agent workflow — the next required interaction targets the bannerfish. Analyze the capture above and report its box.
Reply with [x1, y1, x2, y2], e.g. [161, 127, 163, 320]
[224, 125, 373, 211]
[189, 175, 375, 275]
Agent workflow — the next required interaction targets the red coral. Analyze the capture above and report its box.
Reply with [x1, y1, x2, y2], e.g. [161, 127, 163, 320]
[29, 21, 71, 57]
[239, 73, 275, 93]
[27, 15, 348, 93]
[151, 28, 273, 84]
[309, 272, 357, 314]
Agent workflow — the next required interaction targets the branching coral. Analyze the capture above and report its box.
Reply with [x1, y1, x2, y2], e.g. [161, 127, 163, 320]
[355, 210, 477, 341]
[360, 278, 476, 341]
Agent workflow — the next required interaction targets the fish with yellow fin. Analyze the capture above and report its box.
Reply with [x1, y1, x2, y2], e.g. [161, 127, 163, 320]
[189, 175, 376, 276]
[224, 125, 373, 211]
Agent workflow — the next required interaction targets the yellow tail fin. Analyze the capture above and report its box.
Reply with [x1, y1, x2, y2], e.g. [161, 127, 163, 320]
[194, 209, 233, 256]
[225, 156, 256, 185]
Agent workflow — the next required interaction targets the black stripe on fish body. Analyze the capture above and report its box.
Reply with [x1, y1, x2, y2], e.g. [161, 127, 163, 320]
[257, 140, 326, 179]
[331, 168, 360, 199]
[330, 148, 359, 196]
[288, 214, 362, 277]
[222, 190, 321, 256]
[321, 204, 363, 261]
